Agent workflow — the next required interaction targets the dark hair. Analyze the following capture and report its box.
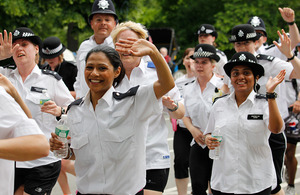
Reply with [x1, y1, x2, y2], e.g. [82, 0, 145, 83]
[183, 48, 194, 59]
[85, 45, 125, 87]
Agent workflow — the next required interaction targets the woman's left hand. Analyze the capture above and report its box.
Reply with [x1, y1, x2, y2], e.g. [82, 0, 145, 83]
[162, 96, 177, 110]
[266, 69, 286, 93]
[41, 101, 61, 117]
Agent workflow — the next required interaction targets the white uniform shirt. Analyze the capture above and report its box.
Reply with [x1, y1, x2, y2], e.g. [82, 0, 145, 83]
[175, 75, 195, 128]
[116, 56, 182, 170]
[68, 85, 160, 194]
[74, 35, 114, 98]
[257, 44, 287, 61]
[215, 49, 228, 76]
[0, 66, 74, 168]
[204, 91, 281, 194]
[184, 74, 223, 134]
[0, 86, 43, 195]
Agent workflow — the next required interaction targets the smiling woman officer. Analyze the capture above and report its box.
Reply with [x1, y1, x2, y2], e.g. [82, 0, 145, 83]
[205, 52, 285, 195]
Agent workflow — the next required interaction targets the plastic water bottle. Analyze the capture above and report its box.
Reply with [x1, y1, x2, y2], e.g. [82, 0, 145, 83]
[53, 114, 70, 158]
[40, 89, 51, 123]
[209, 127, 223, 160]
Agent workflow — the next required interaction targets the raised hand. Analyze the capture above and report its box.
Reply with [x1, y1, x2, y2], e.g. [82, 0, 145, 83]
[115, 37, 155, 57]
[0, 30, 19, 60]
[266, 69, 286, 93]
[273, 29, 293, 59]
[279, 7, 295, 23]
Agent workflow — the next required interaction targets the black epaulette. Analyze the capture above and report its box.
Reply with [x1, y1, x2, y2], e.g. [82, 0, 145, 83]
[184, 80, 195, 86]
[2, 64, 16, 69]
[216, 49, 226, 56]
[113, 85, 139, 100]
[265, 44, 276, 50]
[213, 94, 228, 104]
[41, 69, 62, 80]
[66, 98, 84, 113]
[256, 54, 275, 62]
[255, 94, 267, 100]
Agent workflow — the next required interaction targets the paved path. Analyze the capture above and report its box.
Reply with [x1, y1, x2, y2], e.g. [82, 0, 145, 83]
[51, 117, 300, 195]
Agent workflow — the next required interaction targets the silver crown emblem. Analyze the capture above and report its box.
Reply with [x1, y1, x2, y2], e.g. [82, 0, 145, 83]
[13, 30, 20, 37]
[98, 0, 109, 10]
[238, 30, 244, 37]
[239, 54, 247, 61]
[250, 16, 261, 27]
[201, 26, 205, 32]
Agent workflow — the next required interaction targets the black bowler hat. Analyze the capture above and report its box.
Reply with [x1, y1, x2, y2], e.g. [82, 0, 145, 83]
[197, 24, 218, 39]
[247, 16, 267, 37]
[224, 52, 264, 78]
[88, 0, 118, 23]
[12, 27, 42, 47]
[191, 44, 220, 62]
[229, 24, 260, 42]
[40, 37, 66, 59]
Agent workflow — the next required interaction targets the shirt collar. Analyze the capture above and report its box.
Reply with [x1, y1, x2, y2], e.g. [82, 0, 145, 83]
[84, 86, 115, 108]
[10, 64, 40, 78]
[229, 90, 256, 104]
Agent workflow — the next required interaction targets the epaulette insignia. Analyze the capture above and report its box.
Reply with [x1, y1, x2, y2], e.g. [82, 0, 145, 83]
[184, 80, 195, 86]
[66, 98, 84, 113]
[113, 85, 139, 100]
[147, 61, 156, 68]
[213, 94, 228, 104]
[41, 69, 62, 80]
[265, 44, 276, 50]
[256, 54, 275, 62]
[255, 94, 267, 100]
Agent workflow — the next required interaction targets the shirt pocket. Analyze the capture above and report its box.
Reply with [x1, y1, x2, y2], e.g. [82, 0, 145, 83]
[243, 114, 266, 147]
[105, 110, 135, 142]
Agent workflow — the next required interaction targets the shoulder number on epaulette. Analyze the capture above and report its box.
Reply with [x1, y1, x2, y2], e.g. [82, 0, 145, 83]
[265, 44, 276, 50]
[113, 85, 140, 100]
[66, 98, 84, 113]
[41, 69, 62, 80]
[184, 80, 195, 86]
[256, 54, 275, 62]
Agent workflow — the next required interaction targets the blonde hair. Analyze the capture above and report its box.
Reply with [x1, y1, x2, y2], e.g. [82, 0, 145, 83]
[111, 21, 148, 44]
[41, 54, 64, 65]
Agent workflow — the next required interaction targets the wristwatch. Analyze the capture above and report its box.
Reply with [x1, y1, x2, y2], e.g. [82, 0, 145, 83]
[266, 92, 277, 99]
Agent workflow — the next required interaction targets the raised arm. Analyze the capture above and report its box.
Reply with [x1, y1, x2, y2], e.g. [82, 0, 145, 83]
[266, 69, 285, 133]
[0, 74, 32, 118]
[274, 30, 300, 79]
[115, 38, 175, 99]
[0, 30, 19, 60]
[279, 7, 300, 49]
[162, 96, 185, 119]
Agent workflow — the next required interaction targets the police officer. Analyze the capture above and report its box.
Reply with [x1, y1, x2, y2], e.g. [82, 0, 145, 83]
[227, 23, 300, 195]
[197, 24, 228, 77]
[0, 27, 74, 195]
[40, 36, 78, 98]
[74, 0, 118, 98]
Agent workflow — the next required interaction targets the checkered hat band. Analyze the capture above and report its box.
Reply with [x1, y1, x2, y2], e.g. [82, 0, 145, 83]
[194, 51, 214, 58]
[42, 44, 63, 55]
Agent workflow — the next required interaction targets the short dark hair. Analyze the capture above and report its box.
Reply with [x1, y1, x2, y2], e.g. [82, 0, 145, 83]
[85, 45, 125, 87]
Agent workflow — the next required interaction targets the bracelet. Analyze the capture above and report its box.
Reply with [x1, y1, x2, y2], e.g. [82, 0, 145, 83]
[266, 92, 277, 99]
[287, 21, 295, 25]
[287, 54, 295, 62]
[168, 101, 179, 112]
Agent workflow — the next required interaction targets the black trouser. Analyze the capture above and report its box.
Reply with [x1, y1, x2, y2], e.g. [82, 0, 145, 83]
[77, 190, 144, 195]
[173, 125, 193, 179]
[189, 143, 213, 195]
[211, 187, 271, 195]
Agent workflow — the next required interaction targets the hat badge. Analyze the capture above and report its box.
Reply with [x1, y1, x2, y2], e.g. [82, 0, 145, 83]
[197, 47, 203, 52]
[239, 54, 247, 61]
[238, 30, 244, 37]
[13, 30, 20, 37]
[250, 16, 261, 27]
[201, 26, 205, 32]
[98, 0, 109, 9]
